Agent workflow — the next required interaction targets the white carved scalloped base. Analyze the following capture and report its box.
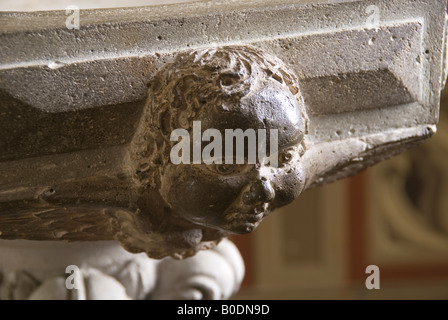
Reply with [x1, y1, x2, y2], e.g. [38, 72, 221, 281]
[0, 238, 244, 300]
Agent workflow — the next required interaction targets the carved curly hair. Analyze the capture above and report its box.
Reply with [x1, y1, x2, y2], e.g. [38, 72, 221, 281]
[131, 45, 307, 188]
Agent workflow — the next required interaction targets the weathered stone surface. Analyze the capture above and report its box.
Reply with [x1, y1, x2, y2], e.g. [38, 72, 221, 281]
[0, 0, 447, 259]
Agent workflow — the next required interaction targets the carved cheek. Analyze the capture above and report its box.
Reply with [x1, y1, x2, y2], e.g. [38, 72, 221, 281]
[160, 166, 247, 221]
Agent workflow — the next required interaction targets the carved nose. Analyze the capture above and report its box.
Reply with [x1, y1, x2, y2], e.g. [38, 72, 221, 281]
[243, 179, 275, 205]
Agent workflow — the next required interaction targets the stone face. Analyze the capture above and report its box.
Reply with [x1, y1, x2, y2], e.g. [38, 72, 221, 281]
[0, 0, 447, 259]
[131, 46, 308, 237]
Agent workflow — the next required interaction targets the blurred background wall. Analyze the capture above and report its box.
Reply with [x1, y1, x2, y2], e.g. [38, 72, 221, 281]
[231, 87, 448, 300]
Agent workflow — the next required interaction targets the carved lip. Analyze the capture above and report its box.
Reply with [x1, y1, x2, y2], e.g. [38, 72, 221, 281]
[254, 205, 266, 214]
[224, 211, 264, 221]
[223, 204, 268, 223]
[242, 212, 265, 223]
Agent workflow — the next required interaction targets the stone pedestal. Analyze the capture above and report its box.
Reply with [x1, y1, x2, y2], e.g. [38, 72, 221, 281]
[0, 238, 244, 300]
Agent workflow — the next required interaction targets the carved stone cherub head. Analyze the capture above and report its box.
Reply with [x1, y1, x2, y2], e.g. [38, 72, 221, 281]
[132, 46, 308, 242]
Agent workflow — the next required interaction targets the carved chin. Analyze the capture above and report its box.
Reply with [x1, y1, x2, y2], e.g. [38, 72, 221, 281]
[116, 227, 225, 260]
[180, 207, 269, 235]
[220, 220, 263, 235]
[110, 207, 228, 259]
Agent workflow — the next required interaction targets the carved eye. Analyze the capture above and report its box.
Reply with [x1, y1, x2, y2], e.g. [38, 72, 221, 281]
[279, 149, 294, 165]
[214, 163, 237, 174]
